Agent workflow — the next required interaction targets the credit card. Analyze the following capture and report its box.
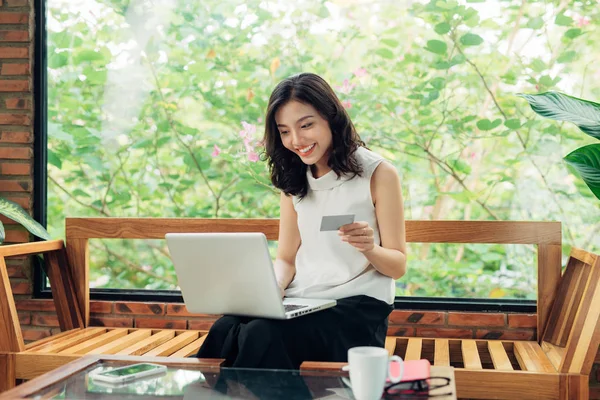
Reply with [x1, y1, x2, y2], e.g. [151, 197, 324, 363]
[319, 214, 355, 231]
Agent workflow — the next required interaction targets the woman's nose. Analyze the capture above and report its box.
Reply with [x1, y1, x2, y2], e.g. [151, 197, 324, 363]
[290, 130, 301, 145]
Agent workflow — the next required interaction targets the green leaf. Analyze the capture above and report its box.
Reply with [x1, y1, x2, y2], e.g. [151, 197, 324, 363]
[71, 189, 91, 198]
[47, 148, 62, 169]
[477, 118, 502, 131]
[504, 119, 521, 130]
[527, 17, 544, 30]
[518, 92, 600, 140]
[420, 90, 440, 106]
[530, 58, 546, 73]
[432, 61, 450, 69]
[48, 52, 68, 69]
[0, 197, 50, 242]
[434, 22, 451, 35]
[539, 75, 555, 87]
[555, 14, 573, 26]
[564, 144, 600, 200]
[0, 220, 4, 243]
[375, 48, 394, 59]
[425, 40, 447, 55]
[450, 159, 472, 174]
[316, 5, 329, 18]
[132, 139, 154, 149]
[557, 50, 577, 63]
[459, 33, 483, 46]
[430, 77, 446, 90]
[73, 49, 105, 63]
[381, 38, 399, 47]
[564, 28, 583, 40]
[450, 54, 466, 66]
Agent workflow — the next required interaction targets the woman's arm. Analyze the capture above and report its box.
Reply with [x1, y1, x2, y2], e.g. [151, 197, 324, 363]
[340, 162, 407, 279]
[274, 192, 301, 295]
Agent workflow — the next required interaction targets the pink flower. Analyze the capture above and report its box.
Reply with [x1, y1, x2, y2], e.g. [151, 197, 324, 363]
[211, 144, 221, 157]
[239, 121, 256, 140]
[577, 16, 590, 27]
[239, 121, 261, 161]
[243, 138, 254, 153]
[353, 68, 367, 78]
[257, 117, 263, 123]
[337, 79, 356, 95]
[342, 100, 352, 109]
[247, 151, 259, 162]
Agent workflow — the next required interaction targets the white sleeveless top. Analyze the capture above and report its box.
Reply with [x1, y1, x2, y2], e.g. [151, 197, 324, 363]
[285, 146, 395, 304]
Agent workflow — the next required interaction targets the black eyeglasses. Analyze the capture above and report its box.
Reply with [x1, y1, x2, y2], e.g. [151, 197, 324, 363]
[383, 376, 452, 398]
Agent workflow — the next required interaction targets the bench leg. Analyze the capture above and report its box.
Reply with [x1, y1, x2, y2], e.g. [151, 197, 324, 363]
[564, 375, 589, 400]
[0, 353, 16, 392]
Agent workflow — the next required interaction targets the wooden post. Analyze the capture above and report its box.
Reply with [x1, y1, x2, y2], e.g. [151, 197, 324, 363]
[0, 257, 25, 353]
[537, 244, 562, 342]
[0, 352, 16, 392]
[65, 239, 90, 327]
[44, 249, 84, 331]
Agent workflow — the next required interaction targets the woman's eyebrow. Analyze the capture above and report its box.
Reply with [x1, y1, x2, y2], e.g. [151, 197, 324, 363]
[277, 115, 314, 128]
[296, 115, 314, 123]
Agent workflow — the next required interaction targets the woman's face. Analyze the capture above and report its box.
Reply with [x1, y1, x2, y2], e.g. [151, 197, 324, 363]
[274, 100, 333, 174]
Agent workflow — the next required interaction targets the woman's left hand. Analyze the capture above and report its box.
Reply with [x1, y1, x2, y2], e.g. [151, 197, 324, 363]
[339, 221, 375, 253]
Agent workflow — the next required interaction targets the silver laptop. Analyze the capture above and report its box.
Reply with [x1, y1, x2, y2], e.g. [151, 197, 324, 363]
[165, 232, 336, 319]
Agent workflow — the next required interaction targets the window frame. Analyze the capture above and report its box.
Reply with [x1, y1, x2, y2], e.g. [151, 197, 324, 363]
[32, 0, 535, 314]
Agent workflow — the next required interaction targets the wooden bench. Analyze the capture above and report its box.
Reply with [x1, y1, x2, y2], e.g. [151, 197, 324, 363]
[1, 218, 598, 399]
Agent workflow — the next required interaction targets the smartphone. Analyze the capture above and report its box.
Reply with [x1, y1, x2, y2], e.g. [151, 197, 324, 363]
[89, 363, 167, 384]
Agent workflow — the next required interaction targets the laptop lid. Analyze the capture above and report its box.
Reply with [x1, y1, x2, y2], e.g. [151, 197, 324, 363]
[166, 232, 288, 319]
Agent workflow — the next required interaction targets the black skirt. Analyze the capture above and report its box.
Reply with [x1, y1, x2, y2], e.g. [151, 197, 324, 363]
[196, 295, 393, 369]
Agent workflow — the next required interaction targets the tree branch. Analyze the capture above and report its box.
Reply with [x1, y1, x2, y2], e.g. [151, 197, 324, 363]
[49, 175, 110, 216]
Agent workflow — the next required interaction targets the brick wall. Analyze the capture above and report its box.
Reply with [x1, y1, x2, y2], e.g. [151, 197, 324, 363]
[0, 0, 34, 308]
[1, 0, 599, 397]
[15, 299, 537, 341]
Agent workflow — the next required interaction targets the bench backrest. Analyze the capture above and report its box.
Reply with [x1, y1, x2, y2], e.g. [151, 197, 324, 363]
[0, 219, 562, 353]
[63, 218, 562, 339]
[541, 248, 600, 374]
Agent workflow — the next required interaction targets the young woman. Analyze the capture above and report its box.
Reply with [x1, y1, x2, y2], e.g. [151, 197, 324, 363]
[197, 72, 406, 369]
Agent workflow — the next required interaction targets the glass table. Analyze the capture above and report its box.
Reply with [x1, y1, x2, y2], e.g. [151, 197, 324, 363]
[0, 355, 456, 399]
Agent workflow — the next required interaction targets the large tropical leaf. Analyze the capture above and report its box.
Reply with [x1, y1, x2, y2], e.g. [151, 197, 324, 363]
[0, 197, 50, 244]
[0, 220, 4, 243]
[564, 144, 600, 201]
[518, 92, 600, 140]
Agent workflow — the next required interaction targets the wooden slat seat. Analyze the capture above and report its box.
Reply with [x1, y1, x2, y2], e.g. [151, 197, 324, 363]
[6, 327, 209, 379]
[304, 247, 600, 399]
[1, 218, 599, 399]
[21, 328, 207, 358]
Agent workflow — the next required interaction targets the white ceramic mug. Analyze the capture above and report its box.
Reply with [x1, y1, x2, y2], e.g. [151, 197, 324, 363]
[341, 346, 404, 400]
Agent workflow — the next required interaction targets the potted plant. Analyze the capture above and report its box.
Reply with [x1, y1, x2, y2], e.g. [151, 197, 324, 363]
[519, 91, 600, 201]
[0, 197, 50, 244]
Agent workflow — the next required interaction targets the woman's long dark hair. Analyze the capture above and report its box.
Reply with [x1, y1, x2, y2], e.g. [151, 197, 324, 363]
[263, 73, 365, 199]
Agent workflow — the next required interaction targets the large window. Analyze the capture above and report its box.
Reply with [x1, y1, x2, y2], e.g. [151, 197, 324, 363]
[44, 0, 600, 303]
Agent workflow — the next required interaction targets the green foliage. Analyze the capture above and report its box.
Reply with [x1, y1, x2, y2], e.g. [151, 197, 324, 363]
[0, 197, 50, 244]
[519, 92, 600, 200]
[46, 0, 600, 298]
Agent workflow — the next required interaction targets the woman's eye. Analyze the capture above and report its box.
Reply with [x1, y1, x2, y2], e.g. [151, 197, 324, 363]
[302, 123, 313, 129]
[280, 131, 288, 135]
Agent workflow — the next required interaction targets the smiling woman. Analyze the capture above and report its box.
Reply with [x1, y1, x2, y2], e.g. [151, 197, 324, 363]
[195, 72, 406, 369]
[45, 0, 600, 301]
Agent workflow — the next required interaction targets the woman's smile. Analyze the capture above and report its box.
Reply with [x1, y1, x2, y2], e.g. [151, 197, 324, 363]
[297, 143, 316, 157]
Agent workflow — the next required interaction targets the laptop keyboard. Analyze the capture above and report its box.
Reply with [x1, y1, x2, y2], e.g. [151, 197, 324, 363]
[284, 304, 308, 313]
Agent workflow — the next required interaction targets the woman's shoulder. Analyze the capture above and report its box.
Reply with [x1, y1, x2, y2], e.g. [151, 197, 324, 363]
[355, 146, 385, 176]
